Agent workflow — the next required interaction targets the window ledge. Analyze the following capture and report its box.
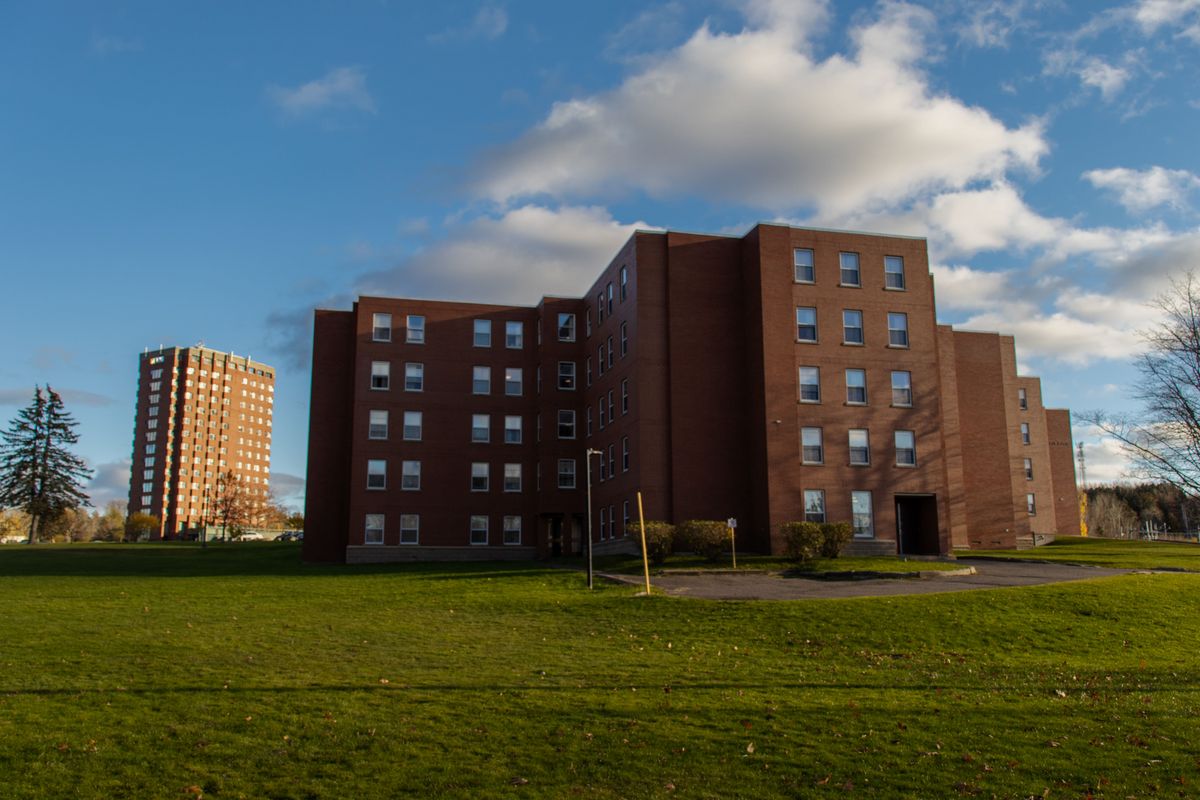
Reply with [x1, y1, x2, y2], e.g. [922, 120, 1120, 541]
[883, 286, 906, 292]
[842, 341, 865, 347]
[796, 339, 819, 345]
[886, 344, 910, 350]
[890, 403, 913, 409]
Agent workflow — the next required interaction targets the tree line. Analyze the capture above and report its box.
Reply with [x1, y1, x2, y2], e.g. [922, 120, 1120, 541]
[1084, 483, 1200, 539]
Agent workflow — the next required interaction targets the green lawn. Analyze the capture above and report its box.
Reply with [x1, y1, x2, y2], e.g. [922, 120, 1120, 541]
[584, 553, 965, 575]
[1, 543, 1198, 799]
[959, 535, 1200, 571]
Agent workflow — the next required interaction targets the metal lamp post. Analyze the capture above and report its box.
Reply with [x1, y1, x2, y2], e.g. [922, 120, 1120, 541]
[585, 448, 601, 589]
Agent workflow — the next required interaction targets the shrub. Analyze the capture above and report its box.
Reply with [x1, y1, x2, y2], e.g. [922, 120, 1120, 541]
[676, 520, 730, 562]
[780, 521, 823, 563]
[625, 521, 675, 565]
[819, 522, 854, 558]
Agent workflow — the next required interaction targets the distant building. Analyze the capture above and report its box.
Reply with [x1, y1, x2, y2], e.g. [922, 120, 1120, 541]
[128, 345, 275, 538]
[303, 223, 1079, 563]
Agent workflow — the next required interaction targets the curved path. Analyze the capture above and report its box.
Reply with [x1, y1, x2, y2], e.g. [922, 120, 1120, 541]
[613, 559, 1134, 600]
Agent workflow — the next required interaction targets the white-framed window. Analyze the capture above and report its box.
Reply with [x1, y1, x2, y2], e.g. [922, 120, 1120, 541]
[620, 322, 628, 357]
[606, 336, 614, 369]
[148, 394, 160, 404]
[369, 409, 388, 440]
[149, 382, 161, 392]
[801, 427, 823, 464]
[623, 500, 630, 530]
[506, 321, 523, 349]
[141, 495, 152, 507]
[472, 365, 491, 395]
[474, 319, 492, 347]
[895, 430, 916, 466]
[503, 515, 522, 545]
[472, 414, 490, 443]
[143, 469, 154, 480]
[471, 462, 489, 492]
[403, 411, 422, 441]
[1021, 422, 1031, 445]
[585, 357, 593, 388]
[599, 506, 607, 539]
[888, 313, 909, 348]
[621, 379, 629, 415]
[794, 248, 815, 283]
[852, 491, 874, 538]
[504, 415, 522, 444]
[150, 369, 162, 380]
[558, 361, 576, 390]
[796, 307, 817, 342]
[1026, 493, 1037, 515]
[839, 252, 861, 286]
[607, 282, 614, 314]
[1018, 388, 1028, 410]
[371, 361, 391, 390]
[1024, 458, 1034, 480]
[884, 256, 905, 290]
[558, 410, 576, 439]
[504, 463, 522, 492]
[145, 444, 156, 455]
[401, 460, 421, 490]
[148, 406, 159, 417]
[622, 436, 630, 472]
[558, 313, 576, 342]
[607, 390, 615, 422]
[804, 489, 826, 522]
[558, 459, 576, 489]
[598, 448, 607, 481]
[891, 371, 912, 407]
[799, 366, 820, 403]
[842, 310, 864, 345]
[367, 459, 387, 490]
[144, 456, 155, 468]
[400, 514, 419, 544]
[142, 481, 153, 493]
[846, 369, 867, 404]
[505, 367, 523, 396]
[372, 312, 392, 342]
[597, 344, 605, 376]
[848, 429, 870, 465]
[586, 407, 593, 437]
[365, 514, 385, 545]
[470, 515, 488, 545]
[404, 363, 424, 391]
[620, 266, 628, 301]
[406, 315, 425, 344]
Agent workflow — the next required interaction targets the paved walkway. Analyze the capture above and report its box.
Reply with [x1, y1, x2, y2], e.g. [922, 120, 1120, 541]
[609, 559, 1133, 600]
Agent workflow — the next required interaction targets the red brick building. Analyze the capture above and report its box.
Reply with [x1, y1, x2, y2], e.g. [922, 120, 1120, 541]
[128, 345, 276, 539]
[303, 224, 1078, 563]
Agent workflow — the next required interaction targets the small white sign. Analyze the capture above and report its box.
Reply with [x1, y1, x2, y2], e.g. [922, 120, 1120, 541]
[727, 517, 737, 529]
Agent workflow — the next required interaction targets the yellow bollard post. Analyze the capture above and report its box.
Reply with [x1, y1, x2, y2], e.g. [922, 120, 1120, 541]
[637, 491, 651, 595]
[728, 517, 737, 569]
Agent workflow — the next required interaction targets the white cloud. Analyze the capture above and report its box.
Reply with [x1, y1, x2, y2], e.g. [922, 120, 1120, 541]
[1131, 0, 1200, 39]
[930, 264, 1012, 311]
[87, 459, 131, 509]
[1043, 48, 1142, 101]
[428, 3, 508, 43]
[472, 1, 1046, 216]
[956, 0, 1046, 48]
[1073, 425, 1132, 485]
[1083, 166, 1200, 212]
[960, 306, 1145, 366]
[267, 66, 377, 116]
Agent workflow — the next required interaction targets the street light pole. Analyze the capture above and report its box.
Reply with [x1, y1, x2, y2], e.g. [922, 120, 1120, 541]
[585, 448, 601, 590]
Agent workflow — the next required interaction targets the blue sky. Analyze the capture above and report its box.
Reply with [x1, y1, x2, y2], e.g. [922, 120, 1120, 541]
[3, 0, 1199, 509]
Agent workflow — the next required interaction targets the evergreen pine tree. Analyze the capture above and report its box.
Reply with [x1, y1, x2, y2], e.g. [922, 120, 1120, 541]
[0, 385, 93, 543]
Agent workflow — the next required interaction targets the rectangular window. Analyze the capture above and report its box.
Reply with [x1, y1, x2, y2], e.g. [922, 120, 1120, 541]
[145, 444, 156, 455]
[799, 366, 820, 403]
[842, 310, 864, 345]
[839, 252, 860, 286]
[1024, 458, 1034, 480]
[470, 515, 488, 545]
[474, 319, 492, 347]
[597, 292, 604, 323]
[608, 443, 615, 478]
[505, 321, 523, 349]
[472, 414, 490, 443]
[149, 382, 161, 392]
[406, 315, 425, 344]
[621, 379, 629, 414]
[606, 336, 614, 369]
[142, 482, 153, 493]
[585, 310, 592, 337]
[1027, 493, 1037, 515]
[557, 459, 576, 489]
[597, 344, 605, 376]
[558, 410, 576, 439]
[620, 322, 628, 357]
[369, 409, 388, 440]
[365, 514, 385, 545]
[504, 415, 522, 444]
[150, 369, 162, 380]
[599, 397, 606, 429]
[371, 361, 390, 390]
[404, 363, 423, 391]
[848, 428, 870, 465]
[794, 248, 815, 283]
[148, 394, 160, 404]
[1021, 422, 1031, 445]
[804, 489, 826, 523]
[401, 460, 421, 490]
[851, 491, 874, 538]
[622, 436, 630, 472]
[504, 463, 522, 492]
[598, 449, 607, 481]
[144, 457, 155, 468]
[796, 307, 817, 342]
[403, 411, 422, 441]
[558, 313, 576, 342]
[367, 459, 387, 490]
[505, 367, 523, 396]
[599, 507, 607, 539]
[586, 357, 593, 388]
[472, 366, 491, 395]
[884, 256, 905, 290]
[148, 406, 159, 417]
[801, 427, 823, 464]
[143, 469, 154, 480]
[846, 369, 867, 404]
[620, 266, 628, 301]
[1018, 388, 1028, 410]
[558, 361, 576, 390]
[586, 407, 593, 437]
[372, 312, 392, 342]
[503, 515, 522, 545]
[607, 283, 614, 314]
[471, 462, 489, 492]
[399, 514, 419, 544]
[895, 430, 916, 466]
[888, 313, 909, 347]
[891, 371, 912, 407]
[607, 390, 615, 423]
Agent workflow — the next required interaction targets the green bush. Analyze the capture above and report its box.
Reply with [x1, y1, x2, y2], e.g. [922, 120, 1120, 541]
[676, 520, 730, 562]
[625, 521, 675, 565]
[781, 521, 823, 562]
[819, 522, 854, 558]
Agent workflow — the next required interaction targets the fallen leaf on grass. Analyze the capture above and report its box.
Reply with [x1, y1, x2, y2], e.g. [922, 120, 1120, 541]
[746, 742, 755, 754]
[509, 777, 529, 786]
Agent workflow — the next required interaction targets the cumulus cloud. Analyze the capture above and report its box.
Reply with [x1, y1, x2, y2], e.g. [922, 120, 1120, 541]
[87, 459, 131, 509]
[428, 3, 508, 43]
[472, 1, 1046, 216]
[1084, 166, 1200, 212]
[1131, 0, 1200, 39]
[267, 66, 377, 116]
[930, 265, 1013, 311]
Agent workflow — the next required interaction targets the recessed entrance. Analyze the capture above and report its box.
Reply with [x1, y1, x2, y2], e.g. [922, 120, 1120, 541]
[896, 494, 940, 555]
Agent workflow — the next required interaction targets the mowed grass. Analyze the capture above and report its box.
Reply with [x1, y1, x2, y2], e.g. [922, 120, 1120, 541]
[586, 553, 964, 575]
[960, 535, 1200, 572]
[0, 544, 1198, 799]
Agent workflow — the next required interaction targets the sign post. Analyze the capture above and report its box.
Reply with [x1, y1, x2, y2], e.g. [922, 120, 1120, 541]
[727, 517, 738, 569]
[637, 492, 651, 595]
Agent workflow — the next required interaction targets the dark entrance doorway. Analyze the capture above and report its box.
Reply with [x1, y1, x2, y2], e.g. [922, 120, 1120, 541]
[547, 515, 563, 557]
[896, 494, 940, 555]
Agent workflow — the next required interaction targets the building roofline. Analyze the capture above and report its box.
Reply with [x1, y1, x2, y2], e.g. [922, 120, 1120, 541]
[631, 222, 927, 242]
